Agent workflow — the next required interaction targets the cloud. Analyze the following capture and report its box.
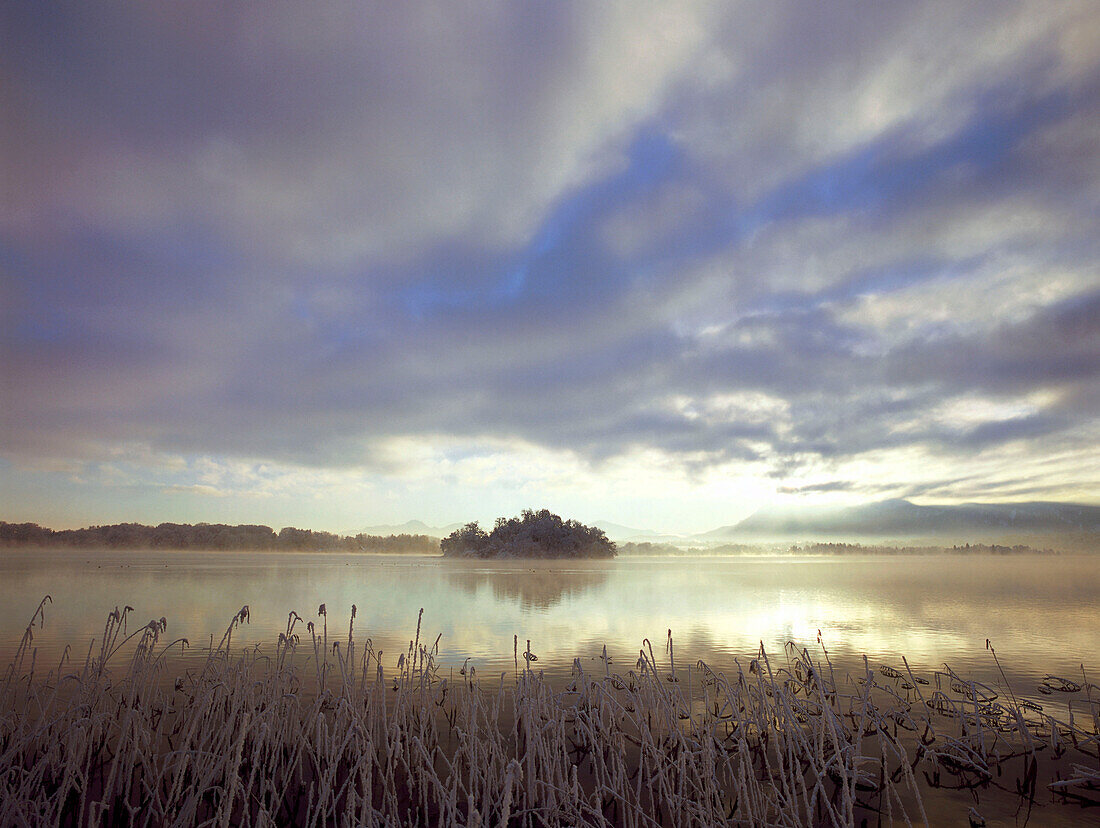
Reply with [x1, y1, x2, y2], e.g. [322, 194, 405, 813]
[1, 2, 718, 267]
[671, 0, 1099, 195]
[776, 481, 857, 495]
[162, 484, 230, 498]
[2, 1, 1098, 527]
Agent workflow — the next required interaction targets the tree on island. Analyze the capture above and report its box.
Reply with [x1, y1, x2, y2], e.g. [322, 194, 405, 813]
[440, 509, 616, 559]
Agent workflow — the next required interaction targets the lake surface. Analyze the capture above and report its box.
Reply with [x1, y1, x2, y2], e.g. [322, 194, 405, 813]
[4, 549, 1098, 827]
[0, 550, 1096, 698]
[3, 549, 1097, 706]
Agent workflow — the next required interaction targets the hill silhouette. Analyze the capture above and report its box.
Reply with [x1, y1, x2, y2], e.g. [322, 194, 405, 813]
[703, 499, 1100, 549]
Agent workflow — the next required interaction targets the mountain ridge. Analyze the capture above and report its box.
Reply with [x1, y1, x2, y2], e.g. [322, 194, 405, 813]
[703, 499, 1100, 545]
[355, 519, 463, 538]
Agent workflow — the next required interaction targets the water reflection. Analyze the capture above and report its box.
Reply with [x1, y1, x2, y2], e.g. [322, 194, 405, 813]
[444, 561, 609, 609]
[1, 550, 1097, 711]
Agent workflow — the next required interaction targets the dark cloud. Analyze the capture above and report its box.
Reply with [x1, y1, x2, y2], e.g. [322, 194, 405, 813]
[886, 291, 1100, 393]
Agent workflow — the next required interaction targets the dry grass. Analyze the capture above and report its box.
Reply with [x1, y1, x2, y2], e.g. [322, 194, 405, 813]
[2, 598, 1098, 826]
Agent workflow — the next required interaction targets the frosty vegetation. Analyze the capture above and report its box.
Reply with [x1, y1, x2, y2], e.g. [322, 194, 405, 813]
[5, 598, 1098, 826]
[441, 509, 616, 559]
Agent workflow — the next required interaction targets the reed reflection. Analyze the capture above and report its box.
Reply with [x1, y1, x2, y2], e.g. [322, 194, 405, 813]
[1, 550, 1098, 701]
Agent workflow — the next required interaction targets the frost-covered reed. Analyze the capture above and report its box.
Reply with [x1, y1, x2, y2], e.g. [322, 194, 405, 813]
[1, 599, 1097, 826]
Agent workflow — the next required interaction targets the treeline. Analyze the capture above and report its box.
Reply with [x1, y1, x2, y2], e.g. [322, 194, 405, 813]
[618, 540, 1057, 556]
[788, 542, 1054, 555]
[0, 522, 441, 553]
[441, 509, 616, 559]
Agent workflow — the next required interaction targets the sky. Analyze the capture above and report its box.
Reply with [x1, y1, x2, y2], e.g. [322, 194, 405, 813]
[1, 1, 1098, 534]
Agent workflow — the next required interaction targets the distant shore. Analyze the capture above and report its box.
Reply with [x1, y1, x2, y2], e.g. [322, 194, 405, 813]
[618, 540, 1061, 555]
[0, 521, 1068, 556]
[0, 520, 441, 554]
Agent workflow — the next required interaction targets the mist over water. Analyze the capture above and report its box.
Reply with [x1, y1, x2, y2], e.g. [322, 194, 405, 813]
[3, 549, 1096, 709]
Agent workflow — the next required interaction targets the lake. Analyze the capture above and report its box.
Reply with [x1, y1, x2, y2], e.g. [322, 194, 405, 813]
[2, 549, 1096, 705]
[4, 548, 1100, 826]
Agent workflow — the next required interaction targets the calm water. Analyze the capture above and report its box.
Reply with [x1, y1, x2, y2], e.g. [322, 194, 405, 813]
[2, 549, 1097, 707]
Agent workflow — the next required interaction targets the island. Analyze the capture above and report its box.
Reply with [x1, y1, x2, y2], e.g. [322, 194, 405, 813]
[440, 509, 616, 559]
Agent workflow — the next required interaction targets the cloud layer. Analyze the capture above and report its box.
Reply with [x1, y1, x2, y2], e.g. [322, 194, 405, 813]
[2, 1, 1098, 529]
